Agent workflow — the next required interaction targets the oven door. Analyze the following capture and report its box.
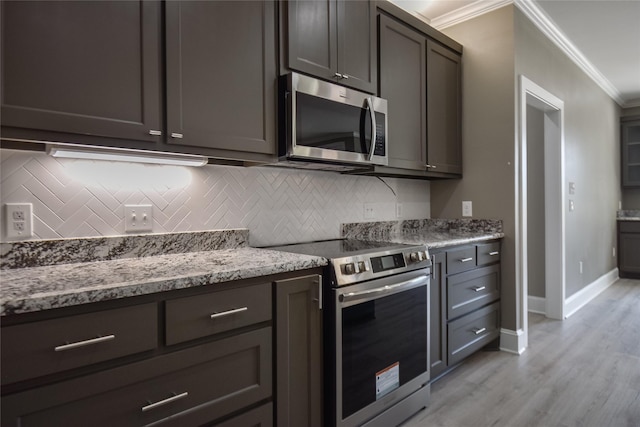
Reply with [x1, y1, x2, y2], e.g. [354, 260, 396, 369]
[334, 270, 430, 427]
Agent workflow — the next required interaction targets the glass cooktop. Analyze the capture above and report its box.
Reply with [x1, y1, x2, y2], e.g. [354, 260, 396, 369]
[267, 239, 416, 261]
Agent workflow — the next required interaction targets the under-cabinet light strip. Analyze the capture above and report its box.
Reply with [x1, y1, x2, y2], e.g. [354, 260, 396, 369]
[47, 144, 209, 167]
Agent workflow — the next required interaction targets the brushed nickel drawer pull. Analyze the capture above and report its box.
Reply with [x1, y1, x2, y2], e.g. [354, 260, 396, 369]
[473, 286, 486, 292]
[142, 392, 189, 412]
[210, 306, 248, 319]
[54, 334, 115, 352]
[473, 327, 487, 335]
[170, 132, 184, 139]
[148, 130, 162, 136]
[489, 251, 499, 256]
[460, 257, 473, 263]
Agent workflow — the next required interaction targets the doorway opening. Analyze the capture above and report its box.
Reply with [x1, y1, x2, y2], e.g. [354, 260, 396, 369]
[517, 75, 566, 352]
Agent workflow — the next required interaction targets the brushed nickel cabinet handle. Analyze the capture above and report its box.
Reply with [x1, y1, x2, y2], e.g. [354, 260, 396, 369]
[170, 132, 183, 139]
[460, 257, 473, 263]
[142, 392, 189, 412]
[473, 286, 486, 292]
[342, 74, 349, 79]
[473, 327, 487, 335]
[210, 307, 248, 319]
[149, 130, 162, 136]
[489, 251, 499, 256]
[334, 72, 344, 79]
[54, 334, 115, 352]
[426, 164, 437, 169]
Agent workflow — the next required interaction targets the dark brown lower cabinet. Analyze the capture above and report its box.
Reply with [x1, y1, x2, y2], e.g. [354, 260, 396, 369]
[1, 328, 272, 427]
[430, 241, 501, 381]
[275, 274, 323, 427]
[618, 220, 640, 278]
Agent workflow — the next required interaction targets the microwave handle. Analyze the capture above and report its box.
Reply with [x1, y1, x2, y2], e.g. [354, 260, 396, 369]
[366, 97, 377, 161]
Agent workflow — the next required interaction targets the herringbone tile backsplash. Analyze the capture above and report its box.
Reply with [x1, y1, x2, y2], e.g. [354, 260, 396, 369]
[1, 149, 430, 246]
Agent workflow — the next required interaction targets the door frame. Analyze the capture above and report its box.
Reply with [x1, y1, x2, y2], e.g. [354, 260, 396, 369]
[516, 75, 566, 350]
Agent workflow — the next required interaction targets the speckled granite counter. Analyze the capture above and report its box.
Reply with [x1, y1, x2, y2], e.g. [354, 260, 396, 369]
[0, 230, 327, 316]
[617, 210, 640, 221]
[342, 218, 504, 249]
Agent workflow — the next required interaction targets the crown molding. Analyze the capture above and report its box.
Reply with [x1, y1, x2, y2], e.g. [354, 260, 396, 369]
[514, 0, 625, 107]
[430, 0, 627, 107]
[430, 0, 512, 30]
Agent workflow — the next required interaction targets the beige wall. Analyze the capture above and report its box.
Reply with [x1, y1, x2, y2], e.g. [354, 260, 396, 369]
[432, 5, 518, 328]
[433, 4, 621, 330]
[514, 8, 620, 298]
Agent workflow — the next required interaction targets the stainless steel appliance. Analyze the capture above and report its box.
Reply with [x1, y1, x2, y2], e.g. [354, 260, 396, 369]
[278, 72, 388, 170]
[269, 239, 431, 427]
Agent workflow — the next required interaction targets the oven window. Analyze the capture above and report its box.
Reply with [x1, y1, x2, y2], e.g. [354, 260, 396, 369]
[296, 92, 372, 153]
[341, 286, 427, 419]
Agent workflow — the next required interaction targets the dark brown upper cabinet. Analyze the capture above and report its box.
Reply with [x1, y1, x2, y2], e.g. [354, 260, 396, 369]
[1, 1, 162, 145]
[283, 0, 377, 94]
[621, 117, 640, 187]
[426, 40, 462, 175]
[165, 1, 277, 157]
[1, 1, 277, 163]
[378, 13, 427, 171]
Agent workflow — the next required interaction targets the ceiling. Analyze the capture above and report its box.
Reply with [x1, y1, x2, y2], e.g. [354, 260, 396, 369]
[391, 0, 640, 108]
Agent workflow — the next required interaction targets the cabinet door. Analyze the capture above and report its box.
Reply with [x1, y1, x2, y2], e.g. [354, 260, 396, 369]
[426, 40, 462, 175]
[621, 119, 640, 187]
[619, 230, 640, 277]
[378, 14, 427, 171]
[275, 275, 323, 427]
[1, 1, 162, 143]
[430, 252, 447, 380]
[285, 0, 338, 82]
[165, 1, 276, 155]
[337, 0, 377, 93]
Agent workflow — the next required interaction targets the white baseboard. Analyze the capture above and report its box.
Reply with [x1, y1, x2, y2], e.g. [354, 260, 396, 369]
[527, 295, 546, 314]
[564, 268, 619, 318]
[499, 328, 527, 354]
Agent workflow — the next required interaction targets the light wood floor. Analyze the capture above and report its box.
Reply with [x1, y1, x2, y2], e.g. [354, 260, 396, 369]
[402, 279, 640, 427]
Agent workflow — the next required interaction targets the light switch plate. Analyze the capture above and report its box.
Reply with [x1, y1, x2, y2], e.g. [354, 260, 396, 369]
[124, 204, 153, 233]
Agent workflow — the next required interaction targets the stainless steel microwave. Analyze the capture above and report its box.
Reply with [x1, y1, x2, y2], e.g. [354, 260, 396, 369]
[279, 72, 388, 168]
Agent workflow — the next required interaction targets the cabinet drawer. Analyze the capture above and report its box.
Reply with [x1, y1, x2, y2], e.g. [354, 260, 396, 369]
[476, 242, 501, 266]
[448, 302, 500, 366]
[619, 221, 640, 233]
[447, 265, 500, 319]
[446, 246, 476, 275]
[165, 282, 271, 345]
[1, 303, 157, 385]
[2, 327, 272, 427]
[214, 402, 272, 427]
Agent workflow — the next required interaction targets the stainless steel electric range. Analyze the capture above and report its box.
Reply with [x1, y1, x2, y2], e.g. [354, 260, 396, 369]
[269, 239, 431, 427]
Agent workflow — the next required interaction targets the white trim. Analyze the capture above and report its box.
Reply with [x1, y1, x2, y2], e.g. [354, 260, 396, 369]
[527, 296, 546, 314]
[499, 328, 527, 355]
[430, 0, 512, 30]
[564, 268, 619, 318]
[513, 0, 625, 107]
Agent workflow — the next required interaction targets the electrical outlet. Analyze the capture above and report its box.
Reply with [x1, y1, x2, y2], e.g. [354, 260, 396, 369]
[364, 203, 375, 220]
[569, 200, 575, 211]
[5, 203, 33, 239]
[396, 203, 403, 218]
[613, 247, 616, 258]
[579, 261, 583, 274]
[462, 201, 472, 217]
[124, 204, 153, 233]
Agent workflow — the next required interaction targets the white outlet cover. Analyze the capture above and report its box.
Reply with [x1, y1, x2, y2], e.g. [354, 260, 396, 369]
[364, 203, 375, 219]
[5, 203, 33, 239]
[396, 203, 403, 218]
[124, 204, 153, 233]
[462, 201, 472, 217]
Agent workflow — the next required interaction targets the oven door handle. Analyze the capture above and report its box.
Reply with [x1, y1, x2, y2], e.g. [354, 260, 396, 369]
[339, 274, 429, 305]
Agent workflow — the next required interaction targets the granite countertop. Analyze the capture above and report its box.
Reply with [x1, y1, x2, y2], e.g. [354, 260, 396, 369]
[0, 231, 327, 317]
[617, 210, 640, 221]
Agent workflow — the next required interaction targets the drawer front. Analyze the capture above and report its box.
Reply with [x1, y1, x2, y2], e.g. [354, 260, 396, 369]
[214, 402, 273, 427]
[2, 328, 272, 427]
[476, 242, 501, 266]
[448, 302, 500, 366]
[447, 265, 500, 319]
[619, 220, 640, 233]
[446, 246, 477, 275]
[1, 303, 157, 385]
[165, 282, 271, 345]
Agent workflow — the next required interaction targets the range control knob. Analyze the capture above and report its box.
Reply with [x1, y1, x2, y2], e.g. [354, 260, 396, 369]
[408, 252, 419, 262]
[343, 263, 356, 275]
[358, 261, 370, 272]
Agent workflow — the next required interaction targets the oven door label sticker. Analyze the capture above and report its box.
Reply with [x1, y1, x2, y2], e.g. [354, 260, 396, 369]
[376, 362, 399, 400]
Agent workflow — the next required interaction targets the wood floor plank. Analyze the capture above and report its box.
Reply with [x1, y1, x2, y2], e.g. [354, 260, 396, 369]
[402, 279, 640, 427]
